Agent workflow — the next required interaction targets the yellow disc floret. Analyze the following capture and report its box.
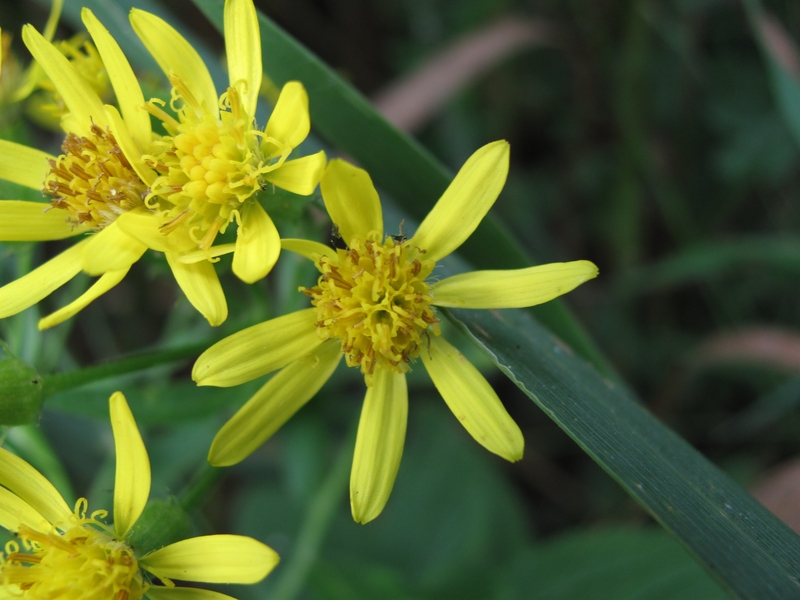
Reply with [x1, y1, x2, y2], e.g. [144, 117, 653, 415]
[0, 499, 145, 600]
[304, 235, 441, 377]
[43, 124, 148, 230]
[145, 76, 287, 250]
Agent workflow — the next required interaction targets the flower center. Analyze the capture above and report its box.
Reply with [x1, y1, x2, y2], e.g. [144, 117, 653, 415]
[144, 79, 288, 250]
[0, 500, 145, 600]
[303, 235, 441, 376]
[43, 124, 147, 230]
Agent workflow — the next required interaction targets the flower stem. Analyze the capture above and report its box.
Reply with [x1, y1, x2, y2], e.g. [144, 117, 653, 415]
[40, 342, 211, 399]
[271, 432, 353, 600]
[179, 461, 222, 514]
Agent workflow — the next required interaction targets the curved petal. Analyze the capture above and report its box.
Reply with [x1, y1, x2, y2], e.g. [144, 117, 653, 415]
[264, 151, 326, 196]
[105, 105, 155, 187]
[0, 141, 53, 190]
[320, 159, 383, 246]
[409, 140, 509, 263]
[141, 535, 279, 584]
[21, 25, 107, 134]
[146, 588, 237, 600]
[0, 201, 86, 241]
[38, 267, 130, 330]
[265, 81, 310, 150]
[280, 238, 334, 262]
[225, 0, 261, 118]
[165, 253, 227, 327]
[0, 238, 88, 320]
[209, 341, 341, 466]
[350, 369, 407, 524]
[130, 9, 218, 116]
[110, 392, 150, 539]
[0, 486, 52, 534]
[177, 244, 236, 264]
[8, 0, 62, 102]
[420, 336, 523, 462]
[231, 201, 280, 284]
[83, 9, 152, 148]
[82, 220, 148, 276]
[0, 446, 72, 527]
[193, 309, 321, 387]
[115, 207, 195, 254]
[432, 261, 599, 309]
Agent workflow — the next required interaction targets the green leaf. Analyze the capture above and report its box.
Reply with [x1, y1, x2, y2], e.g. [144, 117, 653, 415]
[189, 0, 613, 379]
[743, 0, 800, 149]
[446, 307, 800, 599]
[495, 528, 729, 600]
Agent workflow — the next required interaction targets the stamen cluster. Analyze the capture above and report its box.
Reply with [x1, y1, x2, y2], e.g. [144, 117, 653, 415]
[43, 124, 147, 229]
[304, 235, 441, 377]
[0, 501, 145, 600]
[145, 83, 280, 249]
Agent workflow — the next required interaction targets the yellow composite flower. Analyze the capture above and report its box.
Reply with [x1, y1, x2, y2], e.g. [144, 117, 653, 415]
[131, 0, 326, 283]
[0, 0, 323, 329]
[0, 391, 278, 599]
[194, 140, 599, 524]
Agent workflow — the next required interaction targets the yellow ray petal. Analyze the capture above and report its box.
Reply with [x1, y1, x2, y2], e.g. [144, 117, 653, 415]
[193, 309, 321, 387]
[82, 9, 152, 148]
[225, 0, 261, 118]
[409, 140, 509, 263]
[8, 0, 62, 103]
[265, 81, 310, 150]
[165, 252, 227, 327]
[177, 244, 236, 264]
[0, 141, 53, 190]
[130, 9, 218, 116]
[0, 238, 88, 320]
[0, 201, 86, 241]
[21, 25, 108, 134]
[320, 159, 383, 246]
[280, 238, 334, 262]
[110, 391, 150, 539]
[0, 446, 72, 527]
[105, 105, 155, 186]
[115, 207, 195, 254]
[432, 260, 599, 309]
[145, 587, 237, 600]
[209, 341, 341, 466]
[232, 201, 280, 284]
[350, 369, 407, 524]
[263, 150, 326, 196]
[82, 221, 148, 276]
[421, 336, 523, 461]
[38, 267, 130, 330]
[141, 535, 279, 584]
[0, 486, 52, 534]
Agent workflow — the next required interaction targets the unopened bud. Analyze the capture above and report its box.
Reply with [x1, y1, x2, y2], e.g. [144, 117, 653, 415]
[0, 342, 43, 425]
[126, 497, 191, 555]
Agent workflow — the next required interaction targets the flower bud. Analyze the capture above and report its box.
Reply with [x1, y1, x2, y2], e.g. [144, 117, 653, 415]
[126, 497, 191, 555]
[0, 342, 43, 425]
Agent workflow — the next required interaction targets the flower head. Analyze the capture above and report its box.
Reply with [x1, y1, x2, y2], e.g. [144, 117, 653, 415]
[131, 0, 325, 283]
[194, 141, 599, 523]
[0, 391, 278, 599]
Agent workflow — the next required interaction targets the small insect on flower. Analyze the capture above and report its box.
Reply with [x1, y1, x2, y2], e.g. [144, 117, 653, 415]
[193, 141, 599, 524]
[0, 391, 278, 600]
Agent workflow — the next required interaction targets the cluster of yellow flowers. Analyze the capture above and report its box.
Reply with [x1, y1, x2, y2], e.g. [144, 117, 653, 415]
[0, 0, 598, 597]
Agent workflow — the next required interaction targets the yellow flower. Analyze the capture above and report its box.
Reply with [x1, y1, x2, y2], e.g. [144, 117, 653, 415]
[194, 141, 599, 523]
[130, 0, 326, 283]
[0, 391, 278, 599]
[0, 0, 320, 328]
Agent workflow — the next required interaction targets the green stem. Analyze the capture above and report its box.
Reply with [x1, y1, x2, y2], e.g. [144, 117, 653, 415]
[179, 462, 222, 513]
[271, 434, 353, 600]
[40, 342, 210, 399]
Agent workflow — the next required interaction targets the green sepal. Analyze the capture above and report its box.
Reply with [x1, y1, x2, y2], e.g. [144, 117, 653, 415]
[0, 341, 43, 425]
[125, 497, 191, 556]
